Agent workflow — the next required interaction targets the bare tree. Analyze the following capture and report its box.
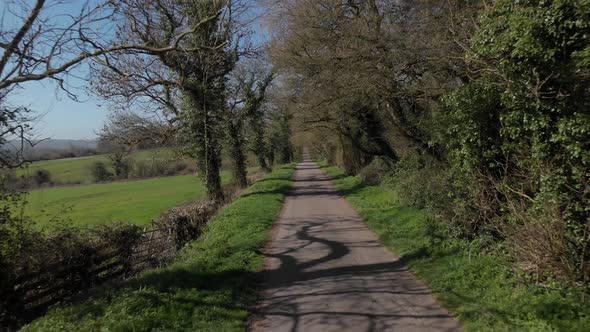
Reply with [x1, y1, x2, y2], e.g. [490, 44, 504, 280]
[0, 94, 34, 168]
[0, 0, 224, 91]
[99, 111, 174, 148]
[89, 0, 254, 201]
[0, 0, 223, 168]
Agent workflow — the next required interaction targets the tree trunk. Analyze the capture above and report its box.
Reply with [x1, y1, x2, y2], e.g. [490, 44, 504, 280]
[280, 144, 293, 164]
[252, 122, 270, 172]
[227, 120, 248, 188]
[267, 146, 275, 168]
[340, 133, 364, 175]
[257, 153, 269, 172]
[202, 99, 224, 202]
[181, 89, 224, 202]
[204, 136, 224, 202]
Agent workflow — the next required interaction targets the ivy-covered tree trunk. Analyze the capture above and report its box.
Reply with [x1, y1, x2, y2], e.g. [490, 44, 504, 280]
[276, 110, 294, 164]
[203, 140, 224, 202]
[280, 145, 294, 164]
[267, 140, 276, 167]
[227, 119, 248, 188]
[180, 89, 225, 202]
[241, 72, 273, 173]
[339, 132, 365, 176]
[250, 117, 270, 172]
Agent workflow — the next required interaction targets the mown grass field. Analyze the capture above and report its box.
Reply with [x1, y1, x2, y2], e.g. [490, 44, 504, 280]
[16, 148, 177, 183]
[24, 165, 295, 331]
[321, 164, 589, 332]
[23, 170, 233, 227]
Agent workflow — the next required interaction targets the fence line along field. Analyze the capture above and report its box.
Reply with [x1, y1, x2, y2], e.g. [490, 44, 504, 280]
[23, 171, 235, 227]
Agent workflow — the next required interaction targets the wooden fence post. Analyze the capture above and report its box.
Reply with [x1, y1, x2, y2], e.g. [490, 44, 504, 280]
[78, 247, 97, 291]
[1, 276, 26, 329]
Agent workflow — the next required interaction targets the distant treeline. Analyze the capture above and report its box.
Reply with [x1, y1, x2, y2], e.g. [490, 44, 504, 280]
[1, 139, 176, 162]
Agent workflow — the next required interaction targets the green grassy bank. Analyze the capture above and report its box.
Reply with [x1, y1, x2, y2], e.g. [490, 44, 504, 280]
[322, 165, 589, 332]
[23, 165, 295, 331]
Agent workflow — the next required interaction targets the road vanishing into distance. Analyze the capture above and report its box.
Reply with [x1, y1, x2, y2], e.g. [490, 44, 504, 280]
[251, 158, 462, 332]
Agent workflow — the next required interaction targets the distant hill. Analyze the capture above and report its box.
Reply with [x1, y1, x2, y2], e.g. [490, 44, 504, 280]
[30, 139, 98, 150]
[1, 139, 99, 161]
[4, 139, 98, 151]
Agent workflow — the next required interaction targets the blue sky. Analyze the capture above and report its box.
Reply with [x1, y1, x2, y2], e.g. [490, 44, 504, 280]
[2, 0, 108, 140]
[10, 76, 106, 140]
[3, 1, 269, 140]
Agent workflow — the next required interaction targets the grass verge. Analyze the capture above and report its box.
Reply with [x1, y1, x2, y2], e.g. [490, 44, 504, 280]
[322, 164, 589, 332]
[23, 165, 295, 331]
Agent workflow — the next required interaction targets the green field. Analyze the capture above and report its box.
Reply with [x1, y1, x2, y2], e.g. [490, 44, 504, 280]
[17, 148, 178, 183]
[23, 171, 233, 227]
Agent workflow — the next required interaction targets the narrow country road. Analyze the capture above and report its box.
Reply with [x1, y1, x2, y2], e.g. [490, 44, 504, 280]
[251, 159, 462, 332]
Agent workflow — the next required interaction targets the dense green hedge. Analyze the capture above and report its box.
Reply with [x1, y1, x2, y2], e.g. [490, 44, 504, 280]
[323, 165, 589, 331]
[441, 0, 590, 282]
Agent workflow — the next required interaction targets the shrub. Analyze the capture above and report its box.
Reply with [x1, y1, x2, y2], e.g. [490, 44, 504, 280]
[155, 200, 218, 249]
[358, 158, 389, 185]
[505, 206, 573, 281]
[385, 155, 452, 212]
[33, 169, 51, 186]
[149, 159, 169, 177]
[109, 152, 131, 179]
[59, 151, 76, 159]
[310, 141, 338, 164]
[0, 170, 21, 190]
[129, 159, 189, 179]
[89, 161, 111, 182]
[129, 159, 166, 178]
[0, 176, 44, 327]
[163, 162, 180, 176]
[169, 160, 189, 174]
[129, 160, 149, 178]
[1, 220, 143, 328]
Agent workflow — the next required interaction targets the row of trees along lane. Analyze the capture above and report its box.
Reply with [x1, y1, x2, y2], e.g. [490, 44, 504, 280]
[92, 0, 291, 201]
[267, 0, 590, 289]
